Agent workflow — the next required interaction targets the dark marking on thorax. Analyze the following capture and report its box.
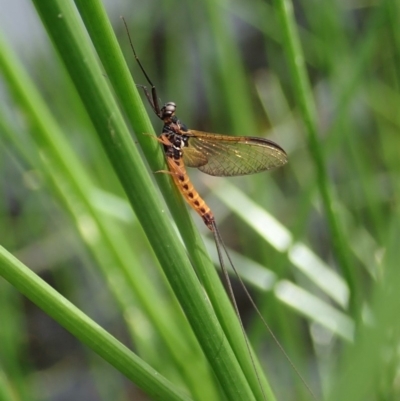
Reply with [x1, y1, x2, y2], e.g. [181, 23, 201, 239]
[161, 116, 190, 160]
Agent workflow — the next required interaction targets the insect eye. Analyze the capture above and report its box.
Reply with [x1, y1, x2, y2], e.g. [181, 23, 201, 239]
[162, 102, 176, 117]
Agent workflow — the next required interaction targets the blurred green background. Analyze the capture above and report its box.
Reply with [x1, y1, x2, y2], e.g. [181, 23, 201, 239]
[1, 0, 399, 400]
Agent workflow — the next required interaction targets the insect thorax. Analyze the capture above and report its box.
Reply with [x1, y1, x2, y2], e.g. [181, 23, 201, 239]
[161, 116, 190, 160]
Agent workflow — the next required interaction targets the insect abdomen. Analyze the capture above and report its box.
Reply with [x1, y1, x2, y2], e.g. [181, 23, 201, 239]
[166, 156, 214, 230]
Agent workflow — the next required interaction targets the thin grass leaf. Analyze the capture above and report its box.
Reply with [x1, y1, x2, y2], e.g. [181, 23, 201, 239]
[26, 0, 260, 399]
[0, 245, 192, 401]
[273, 0, 357, 311]
[71, 1, 275, 399]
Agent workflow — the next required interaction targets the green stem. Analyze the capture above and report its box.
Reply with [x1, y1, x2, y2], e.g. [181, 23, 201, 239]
[27, 0, 256, 399]
[0, 246, 191, 401]
[273, 0, 358, 311]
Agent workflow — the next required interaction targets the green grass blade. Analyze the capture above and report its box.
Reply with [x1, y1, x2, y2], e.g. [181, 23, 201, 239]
[0, 245, 192, 401]
[0, 48, 218, 400]
[26, 0, 258, 399]
[71, 1, 274, 399]
[273, 0, 357, 310]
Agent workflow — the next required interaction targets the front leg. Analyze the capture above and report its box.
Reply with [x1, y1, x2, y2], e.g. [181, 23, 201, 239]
[143, 132, 173, 147]
[156, 134, 174, 147]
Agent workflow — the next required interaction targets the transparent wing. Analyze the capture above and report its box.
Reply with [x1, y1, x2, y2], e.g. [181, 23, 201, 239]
[182, 130, 288, 177]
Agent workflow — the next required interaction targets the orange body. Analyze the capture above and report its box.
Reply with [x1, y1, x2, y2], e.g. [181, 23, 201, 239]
[165, 153, 215, 231]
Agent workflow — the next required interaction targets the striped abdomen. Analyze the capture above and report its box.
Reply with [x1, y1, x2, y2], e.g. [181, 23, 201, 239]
[166, 155, 214, 231]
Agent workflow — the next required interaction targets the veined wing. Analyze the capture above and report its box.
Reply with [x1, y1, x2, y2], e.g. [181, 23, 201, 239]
[183, 130, 288, 177]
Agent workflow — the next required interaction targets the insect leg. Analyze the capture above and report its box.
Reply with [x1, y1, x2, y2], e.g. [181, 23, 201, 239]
[136, 84, 156, 111]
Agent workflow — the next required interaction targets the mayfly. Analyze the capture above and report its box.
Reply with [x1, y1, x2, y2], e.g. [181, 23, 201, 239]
[122, 18, 315, 400]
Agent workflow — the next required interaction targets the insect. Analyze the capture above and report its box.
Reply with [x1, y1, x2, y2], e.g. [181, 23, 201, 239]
[139, 102, 287, 231]
[145, 100, 287, 231]
[121, 18, 315, 401]
[123, 54, 287, 231]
